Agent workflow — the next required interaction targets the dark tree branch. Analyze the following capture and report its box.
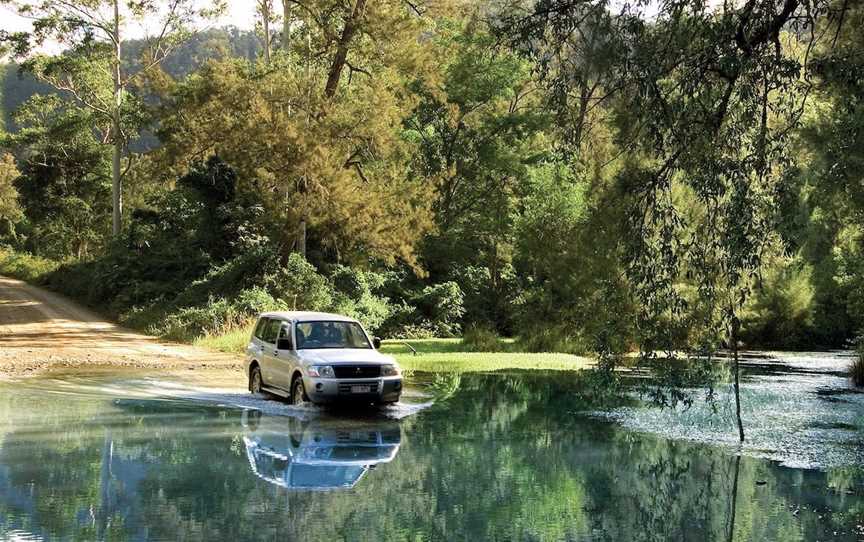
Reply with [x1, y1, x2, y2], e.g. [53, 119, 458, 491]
[324, 0, 367, 98]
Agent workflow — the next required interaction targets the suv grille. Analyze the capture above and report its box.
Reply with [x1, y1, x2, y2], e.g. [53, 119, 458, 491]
[333, 365, 381, 378]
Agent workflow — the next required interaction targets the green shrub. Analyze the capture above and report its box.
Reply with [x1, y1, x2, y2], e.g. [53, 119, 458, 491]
[0, 248, 59, 281]
[328, 265, 391, 332]
[517, 325, 589, 355]
[740, 259, 819, 348]
[195, 324, 255, 354]
[122, 256, 396, 342]
[388, 323, 438, 339]
[157, 297, 239, 341]
[450, 264, 519, 335]
[265, 253, 334, 310]
[97, 246, 394, 342]
[462, 325, 504, 352]
[377, 300, 419, 338]
[129, 287, 290, 341]
[415, 281, 465, 337]
[172, 245, 279, 309]
[120, 303, 168, 332]
[333, 292, 390, 334]
[377, 281, 465, 338]
[330, 265, 368, 299]
[233, 286, 288, 315]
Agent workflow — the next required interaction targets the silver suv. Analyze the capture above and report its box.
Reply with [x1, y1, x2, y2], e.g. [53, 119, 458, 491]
[244, 311, 402, 405]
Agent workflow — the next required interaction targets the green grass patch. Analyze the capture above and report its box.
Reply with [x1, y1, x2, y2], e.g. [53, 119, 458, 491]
[394, 351, 592, 374]
[379, 337, 516, 355]
[194, 334, 591, 374]
[381, 338, 591, 373]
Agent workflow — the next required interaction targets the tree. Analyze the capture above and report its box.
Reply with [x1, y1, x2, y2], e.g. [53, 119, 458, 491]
[402, 22, 550, 329]
[153, 2, 457, 269]
[154, 57, 433, 268]
[282, 0, 293, 52]
[3, 95, 111, 259]
[0, 153, 23, 240]
[257, 0, 275, 64]
[0, 0, 226, 236]
[803, 1, 864, 336]
[497, 0, 847, 441]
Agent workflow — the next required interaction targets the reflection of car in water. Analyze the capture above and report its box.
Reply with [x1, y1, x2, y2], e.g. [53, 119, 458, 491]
[241, 411, 401, 491]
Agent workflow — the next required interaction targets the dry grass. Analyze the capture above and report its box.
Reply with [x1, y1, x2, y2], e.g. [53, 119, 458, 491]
[194, 323, 255, 354]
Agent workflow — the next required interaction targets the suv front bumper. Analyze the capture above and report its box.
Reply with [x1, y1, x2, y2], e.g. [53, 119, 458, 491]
[304, 376, 402, 404]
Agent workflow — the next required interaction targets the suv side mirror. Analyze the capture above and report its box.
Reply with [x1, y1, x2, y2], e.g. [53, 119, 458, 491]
[277, 338, 293, 351]
[372, 337, 382, 349]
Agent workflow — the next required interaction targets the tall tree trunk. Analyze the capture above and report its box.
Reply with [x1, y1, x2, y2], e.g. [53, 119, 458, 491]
[324, 0, 367, 98]
[261, 1, 271, 64]
[731, 314, 745, 442]
[298, 219, 306, 258]
[111, 0, 122, 237]
[282, 0, 292, 51]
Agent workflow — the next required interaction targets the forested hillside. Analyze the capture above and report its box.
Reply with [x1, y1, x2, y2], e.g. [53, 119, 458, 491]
[0, 27, 261, 133]
[0, 0, 862, 369]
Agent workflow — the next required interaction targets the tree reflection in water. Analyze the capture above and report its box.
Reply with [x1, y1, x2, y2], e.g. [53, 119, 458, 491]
[0, 373, 860, 541]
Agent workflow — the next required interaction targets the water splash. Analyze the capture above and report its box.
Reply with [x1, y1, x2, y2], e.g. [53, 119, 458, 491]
[14, 375, 435, 421]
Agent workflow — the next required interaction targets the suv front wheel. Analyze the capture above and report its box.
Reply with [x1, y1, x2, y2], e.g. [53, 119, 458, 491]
[291, 377, 310, 406]
[249, 366, 263, 394]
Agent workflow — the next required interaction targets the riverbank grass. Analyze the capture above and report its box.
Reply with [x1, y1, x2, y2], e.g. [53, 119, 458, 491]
[194, 325, 254, 354]
[394, 350, 591, 373]
[195, 332, 592, 374]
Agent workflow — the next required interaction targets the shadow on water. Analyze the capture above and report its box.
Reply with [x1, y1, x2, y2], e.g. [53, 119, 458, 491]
[0, 370, 862, 541]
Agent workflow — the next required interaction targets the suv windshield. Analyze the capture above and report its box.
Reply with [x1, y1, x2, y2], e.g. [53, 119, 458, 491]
[295, 321, 371, 350]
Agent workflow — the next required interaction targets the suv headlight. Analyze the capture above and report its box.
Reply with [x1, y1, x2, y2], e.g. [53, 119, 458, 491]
[308, 365, 335, 378]
[381, 364, 400, 377]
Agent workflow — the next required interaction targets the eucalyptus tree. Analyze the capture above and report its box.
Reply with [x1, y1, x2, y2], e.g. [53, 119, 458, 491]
[0, 153, 22, 241]
[0, 0, 226, 237]
[497, 0, 852, 441]
[257, 0, 276, 64]
[282, 0, 293, 52]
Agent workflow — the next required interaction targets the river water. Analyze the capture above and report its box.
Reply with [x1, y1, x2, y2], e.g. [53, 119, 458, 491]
[0, 352, 861, 541]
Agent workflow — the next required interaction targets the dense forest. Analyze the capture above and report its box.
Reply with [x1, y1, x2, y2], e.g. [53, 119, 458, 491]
[0, 0, 862, 367]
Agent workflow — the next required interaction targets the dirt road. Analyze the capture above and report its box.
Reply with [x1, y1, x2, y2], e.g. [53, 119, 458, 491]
[0, 275, 241, 377]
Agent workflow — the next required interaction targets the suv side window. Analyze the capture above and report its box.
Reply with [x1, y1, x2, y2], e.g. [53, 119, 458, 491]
[262, 319, 282, 344]
[253, 317, 269, 340]
[277, 323, 293, 349]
